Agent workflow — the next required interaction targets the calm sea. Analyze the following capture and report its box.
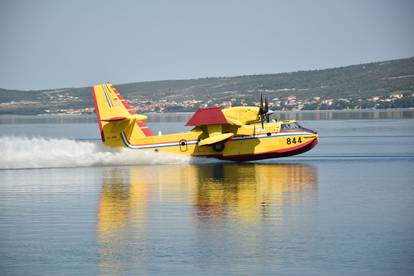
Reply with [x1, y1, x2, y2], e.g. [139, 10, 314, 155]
[0, 111, 413, 275]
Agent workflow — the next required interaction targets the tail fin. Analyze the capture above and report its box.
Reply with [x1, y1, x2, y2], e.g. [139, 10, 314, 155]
[91, 83, 153, 147]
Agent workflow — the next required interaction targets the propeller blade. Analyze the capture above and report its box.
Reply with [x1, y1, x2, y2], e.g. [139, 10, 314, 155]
[260, 94, 263, 110]
[264, 98, 269, 122]
[259, 93, 265, 127]
[261, 115, 264, 128]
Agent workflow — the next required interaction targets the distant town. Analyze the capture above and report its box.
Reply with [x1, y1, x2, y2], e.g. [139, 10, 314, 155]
[125, 90, 414, 114]
[1, 90, 411, 115]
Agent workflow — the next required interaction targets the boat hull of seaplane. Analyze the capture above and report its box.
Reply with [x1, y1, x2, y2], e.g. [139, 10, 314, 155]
[92, 83, 318, 161]
[219, 134, 318, 161]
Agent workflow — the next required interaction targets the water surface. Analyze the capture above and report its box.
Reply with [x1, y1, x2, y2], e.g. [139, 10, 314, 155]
[0, 113, 413, 275]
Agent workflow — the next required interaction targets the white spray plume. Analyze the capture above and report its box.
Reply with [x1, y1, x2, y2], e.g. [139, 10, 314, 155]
[0, 136, 218, 169]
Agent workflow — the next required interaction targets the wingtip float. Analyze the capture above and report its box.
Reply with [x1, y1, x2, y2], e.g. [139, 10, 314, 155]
[92, 83, 318, 161]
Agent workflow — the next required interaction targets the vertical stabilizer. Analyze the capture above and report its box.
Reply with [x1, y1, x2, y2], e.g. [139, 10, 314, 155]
[91, 83, 153, 147]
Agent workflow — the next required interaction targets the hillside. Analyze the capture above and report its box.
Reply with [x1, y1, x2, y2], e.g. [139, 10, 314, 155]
[1, 57, 413, 114]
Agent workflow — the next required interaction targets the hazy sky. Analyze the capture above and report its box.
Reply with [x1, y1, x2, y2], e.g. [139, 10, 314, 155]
[0, 0, 413, 90]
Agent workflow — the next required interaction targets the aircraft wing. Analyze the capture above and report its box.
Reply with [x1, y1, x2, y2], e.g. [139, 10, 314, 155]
[185, 107, 243, 146]
[198, 133, 234, 146]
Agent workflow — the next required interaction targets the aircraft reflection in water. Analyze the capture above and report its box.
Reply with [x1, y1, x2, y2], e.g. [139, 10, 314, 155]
[97, 163, 318, 274]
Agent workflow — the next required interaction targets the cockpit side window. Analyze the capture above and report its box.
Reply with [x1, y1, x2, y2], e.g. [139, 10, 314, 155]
[281, 122, 301, 130]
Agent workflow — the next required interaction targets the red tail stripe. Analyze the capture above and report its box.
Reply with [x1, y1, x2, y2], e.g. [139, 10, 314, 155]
[110, 84, 153, 136]
[138, 120, 154, 136]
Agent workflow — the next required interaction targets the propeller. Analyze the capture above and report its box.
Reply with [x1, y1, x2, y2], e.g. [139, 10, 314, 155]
[258, 94, 274, 127]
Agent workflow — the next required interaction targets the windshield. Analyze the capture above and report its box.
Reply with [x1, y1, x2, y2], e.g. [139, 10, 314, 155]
[281, 122, 301, 130]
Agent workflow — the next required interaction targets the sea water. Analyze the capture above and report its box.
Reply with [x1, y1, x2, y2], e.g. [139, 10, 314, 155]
[0, 114, 413, 275]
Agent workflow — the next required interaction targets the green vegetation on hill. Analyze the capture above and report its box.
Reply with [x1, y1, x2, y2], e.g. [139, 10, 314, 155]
[1, 57, 413, 114]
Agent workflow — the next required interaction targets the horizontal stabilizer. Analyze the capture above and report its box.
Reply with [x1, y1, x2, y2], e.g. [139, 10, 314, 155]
[101, 114, 148, 123]
[199, 133, 234, 146]
[101, 116, 128, 122]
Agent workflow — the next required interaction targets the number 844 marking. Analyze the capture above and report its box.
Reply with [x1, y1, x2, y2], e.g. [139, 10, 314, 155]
[286, 137, 302, 145]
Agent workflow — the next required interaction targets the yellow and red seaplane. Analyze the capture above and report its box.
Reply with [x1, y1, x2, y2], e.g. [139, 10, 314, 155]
[92, 83, 318, 161]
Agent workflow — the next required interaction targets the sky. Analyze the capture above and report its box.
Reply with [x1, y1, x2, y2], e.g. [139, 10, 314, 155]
[0, 0, 413, 90]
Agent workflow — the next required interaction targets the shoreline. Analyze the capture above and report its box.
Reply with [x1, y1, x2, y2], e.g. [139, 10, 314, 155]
[1, 108, 414, 124]
[0, 107, 413, 116]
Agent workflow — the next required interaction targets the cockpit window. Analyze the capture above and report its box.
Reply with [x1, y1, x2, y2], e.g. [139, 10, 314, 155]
[281, 122, 301, 130]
